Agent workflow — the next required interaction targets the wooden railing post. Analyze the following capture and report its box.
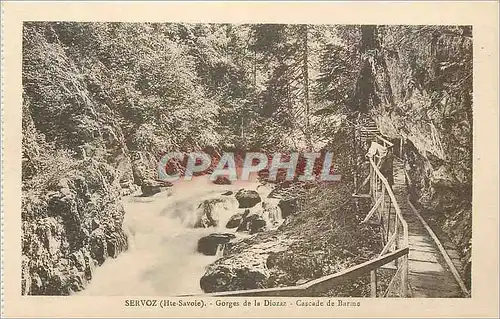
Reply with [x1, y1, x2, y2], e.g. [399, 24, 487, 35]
[362, 138, 408, 298]
[370, 164, 374, 203]
[385, 196, 391, 242]
[370, 269, 377, 297]
[200, 136, 411, 299]
[380, 187, 385, 225]
[400, 137, 403, 158]
[401, 255, 408, 297]
[394, 218, 399, 268]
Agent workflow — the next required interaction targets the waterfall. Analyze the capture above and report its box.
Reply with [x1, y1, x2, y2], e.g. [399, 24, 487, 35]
[122, 222, 136, 251]
[215, 244, 225, 259]
[262, 198, 284, 229]
[269, 206, 284, 228]
[78, 176, 264, 296]
[271, 206, 283, 225]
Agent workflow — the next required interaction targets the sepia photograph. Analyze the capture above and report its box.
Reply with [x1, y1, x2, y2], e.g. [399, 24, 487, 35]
[21, 21, 472, 298]
[1, 1, 498, 318]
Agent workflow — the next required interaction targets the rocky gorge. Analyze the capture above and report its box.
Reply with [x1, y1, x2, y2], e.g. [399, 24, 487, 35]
[21, 22, 472, 296]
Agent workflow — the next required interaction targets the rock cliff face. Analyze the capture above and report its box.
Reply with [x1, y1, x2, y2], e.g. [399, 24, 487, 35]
[21, 22, 474, 296]
[357, 26, 473, 271]
[21, 23, 153, 295]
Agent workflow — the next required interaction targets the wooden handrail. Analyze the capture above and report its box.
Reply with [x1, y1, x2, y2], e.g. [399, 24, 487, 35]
[368, 156, 409, 247]
[181, 247, 409, 297]
[180, 138, 409, 298]
[372, 133, 394, 148]
[358, 124, 394, 149]
[361, 195, 384, 224]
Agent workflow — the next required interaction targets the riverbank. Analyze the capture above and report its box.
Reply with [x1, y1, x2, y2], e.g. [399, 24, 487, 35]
[200, 179, 386, 296]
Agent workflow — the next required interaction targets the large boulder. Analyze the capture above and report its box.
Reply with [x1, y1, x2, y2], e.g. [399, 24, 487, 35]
[197, 233, 236, 256]
[277, 198, 298, 219]
[140, 179, 172, 197]
[236, 212, 267, 234]
[194, 197, 237, 228]
[235, 189, 261, 208]
[200, 253, 269, 293]
[199, 236, 293, 293]
[200, 264, 269, 293]
[248, 215, 267, 234]
[225, 210, 249, 229]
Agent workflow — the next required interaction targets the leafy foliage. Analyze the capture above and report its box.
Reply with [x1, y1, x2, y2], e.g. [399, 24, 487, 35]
[21, 22, 473, 295]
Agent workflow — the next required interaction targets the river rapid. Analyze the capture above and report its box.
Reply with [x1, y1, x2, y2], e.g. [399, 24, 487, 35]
[80, 176, 271, 296]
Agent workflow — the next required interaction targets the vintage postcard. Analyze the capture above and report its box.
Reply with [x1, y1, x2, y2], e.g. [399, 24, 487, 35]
[1, 1, 499, 318]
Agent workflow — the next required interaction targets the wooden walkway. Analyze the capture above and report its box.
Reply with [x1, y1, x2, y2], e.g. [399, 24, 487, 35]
[392, 160, 465, 298]
[188, 130, 467, 298]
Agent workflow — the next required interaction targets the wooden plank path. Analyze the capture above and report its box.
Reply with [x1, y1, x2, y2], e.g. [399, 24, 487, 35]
[184, 131, 467, 298]
[392, 160, 465, 298]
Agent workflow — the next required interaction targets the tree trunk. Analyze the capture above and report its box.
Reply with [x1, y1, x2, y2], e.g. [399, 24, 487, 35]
[301, 25, 312, 151]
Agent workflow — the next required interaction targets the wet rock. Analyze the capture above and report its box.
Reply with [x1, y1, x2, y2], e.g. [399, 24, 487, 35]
[22, 154, 129, 296]
[68, 272, 86, 293]
[106, 231, 128, 258]
[200, 256, 269, 293]
[120, 181, 139, 196]
[200, 236, 293, 293]
[197, 233, 236, 256]
[278, 198, 298, 219]
[89, 228, 108, 265]
[248, 215, 267, 234]
[120, 180, 133, 189]
[70, 250, 86, 272]
[236, 212, 267, 234]
[235, 189, 261, 208]
[194, 199, 224, 228]
[213, 176, 232, 185]
[225, 210, 250, 229]
[140, 179, 173, 197]
[194, 198, 237, 228]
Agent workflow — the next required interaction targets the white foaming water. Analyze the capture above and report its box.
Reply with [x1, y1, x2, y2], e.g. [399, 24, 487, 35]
[80, 176, 264, 296]
[215, 244, 225, 259]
